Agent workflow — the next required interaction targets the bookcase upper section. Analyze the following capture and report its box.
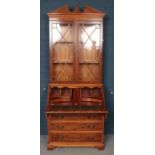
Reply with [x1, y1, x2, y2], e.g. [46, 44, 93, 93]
[48, 5, 105, 83]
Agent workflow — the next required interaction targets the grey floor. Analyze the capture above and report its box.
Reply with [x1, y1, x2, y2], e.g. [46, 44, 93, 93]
[40, 134, 114, 155]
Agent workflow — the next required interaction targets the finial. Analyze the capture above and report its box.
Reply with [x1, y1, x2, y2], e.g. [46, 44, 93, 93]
[74, 4, 79, 12]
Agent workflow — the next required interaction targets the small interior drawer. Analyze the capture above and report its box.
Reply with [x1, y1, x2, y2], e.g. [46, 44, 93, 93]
[80, 88, 102, 98]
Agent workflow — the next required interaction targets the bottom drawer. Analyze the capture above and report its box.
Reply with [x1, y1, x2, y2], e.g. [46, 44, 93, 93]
[50, 133, 102, 142]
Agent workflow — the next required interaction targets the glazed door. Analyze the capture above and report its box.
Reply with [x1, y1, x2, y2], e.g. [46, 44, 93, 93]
[77, 22, 102, 82]
[50, 22, 74, 82]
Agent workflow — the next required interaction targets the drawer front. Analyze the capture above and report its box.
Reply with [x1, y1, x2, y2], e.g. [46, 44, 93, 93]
[50, 123, 102, 131]
[50, 133, 101, 142]
[50, 114, 102, 121]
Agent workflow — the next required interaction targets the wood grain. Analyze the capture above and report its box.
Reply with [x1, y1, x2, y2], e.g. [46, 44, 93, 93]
[46, 4, 108, 150]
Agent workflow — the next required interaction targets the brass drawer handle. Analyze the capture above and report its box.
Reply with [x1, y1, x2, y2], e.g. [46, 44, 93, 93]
[88, 116, 95, 119]
[56, 135, 64, 140]
[59, 136, 64, 140]
[55, 125, 64, 129]
[55, 115, 64, 119]
[60, 115, 64, 119]
[88, 124, 96, 129]
[87, 136, 95, 141]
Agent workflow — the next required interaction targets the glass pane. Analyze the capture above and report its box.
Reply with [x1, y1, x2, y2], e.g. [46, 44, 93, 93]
[53, 64, 73, 81]
[53, 43, 73, 62]
[79, 24, 101, 81]
[79, 64, 99, 81]
[52, 23, 73, 43]
[79, 24, 101, 63]
[52, 23, 73, 81]
[52, 23, 73, 62]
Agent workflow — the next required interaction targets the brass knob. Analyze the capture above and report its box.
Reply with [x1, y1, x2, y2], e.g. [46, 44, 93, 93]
[58, 136, 64, 140]
[55, 115, 64, 119]
[88, 124, 96, 128]
[56, 125, 64, 129]
[87, 136, 94, 141]
[56, 136, 63, 140]
[88, 115, 95, 119]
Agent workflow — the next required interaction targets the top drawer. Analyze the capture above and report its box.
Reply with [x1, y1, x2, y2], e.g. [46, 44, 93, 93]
[49, 113, 103, 121]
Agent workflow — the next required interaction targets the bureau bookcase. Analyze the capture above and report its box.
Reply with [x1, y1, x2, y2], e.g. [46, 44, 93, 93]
[46, 4, 108, 150]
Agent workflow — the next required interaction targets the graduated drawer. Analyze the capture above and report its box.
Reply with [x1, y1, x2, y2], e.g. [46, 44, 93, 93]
[50, 133, 102, 142]
[50, 122, 102, 131]
[49, 114, 102, 121]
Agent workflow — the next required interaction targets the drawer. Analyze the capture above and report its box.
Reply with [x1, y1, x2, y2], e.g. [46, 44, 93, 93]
[50, 122, 102, 131]
[50, 114, 102, 121]
[50, 133, 101, 142]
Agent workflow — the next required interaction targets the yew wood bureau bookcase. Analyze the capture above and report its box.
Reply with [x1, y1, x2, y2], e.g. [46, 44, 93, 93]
[45, 5, 108, 150]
